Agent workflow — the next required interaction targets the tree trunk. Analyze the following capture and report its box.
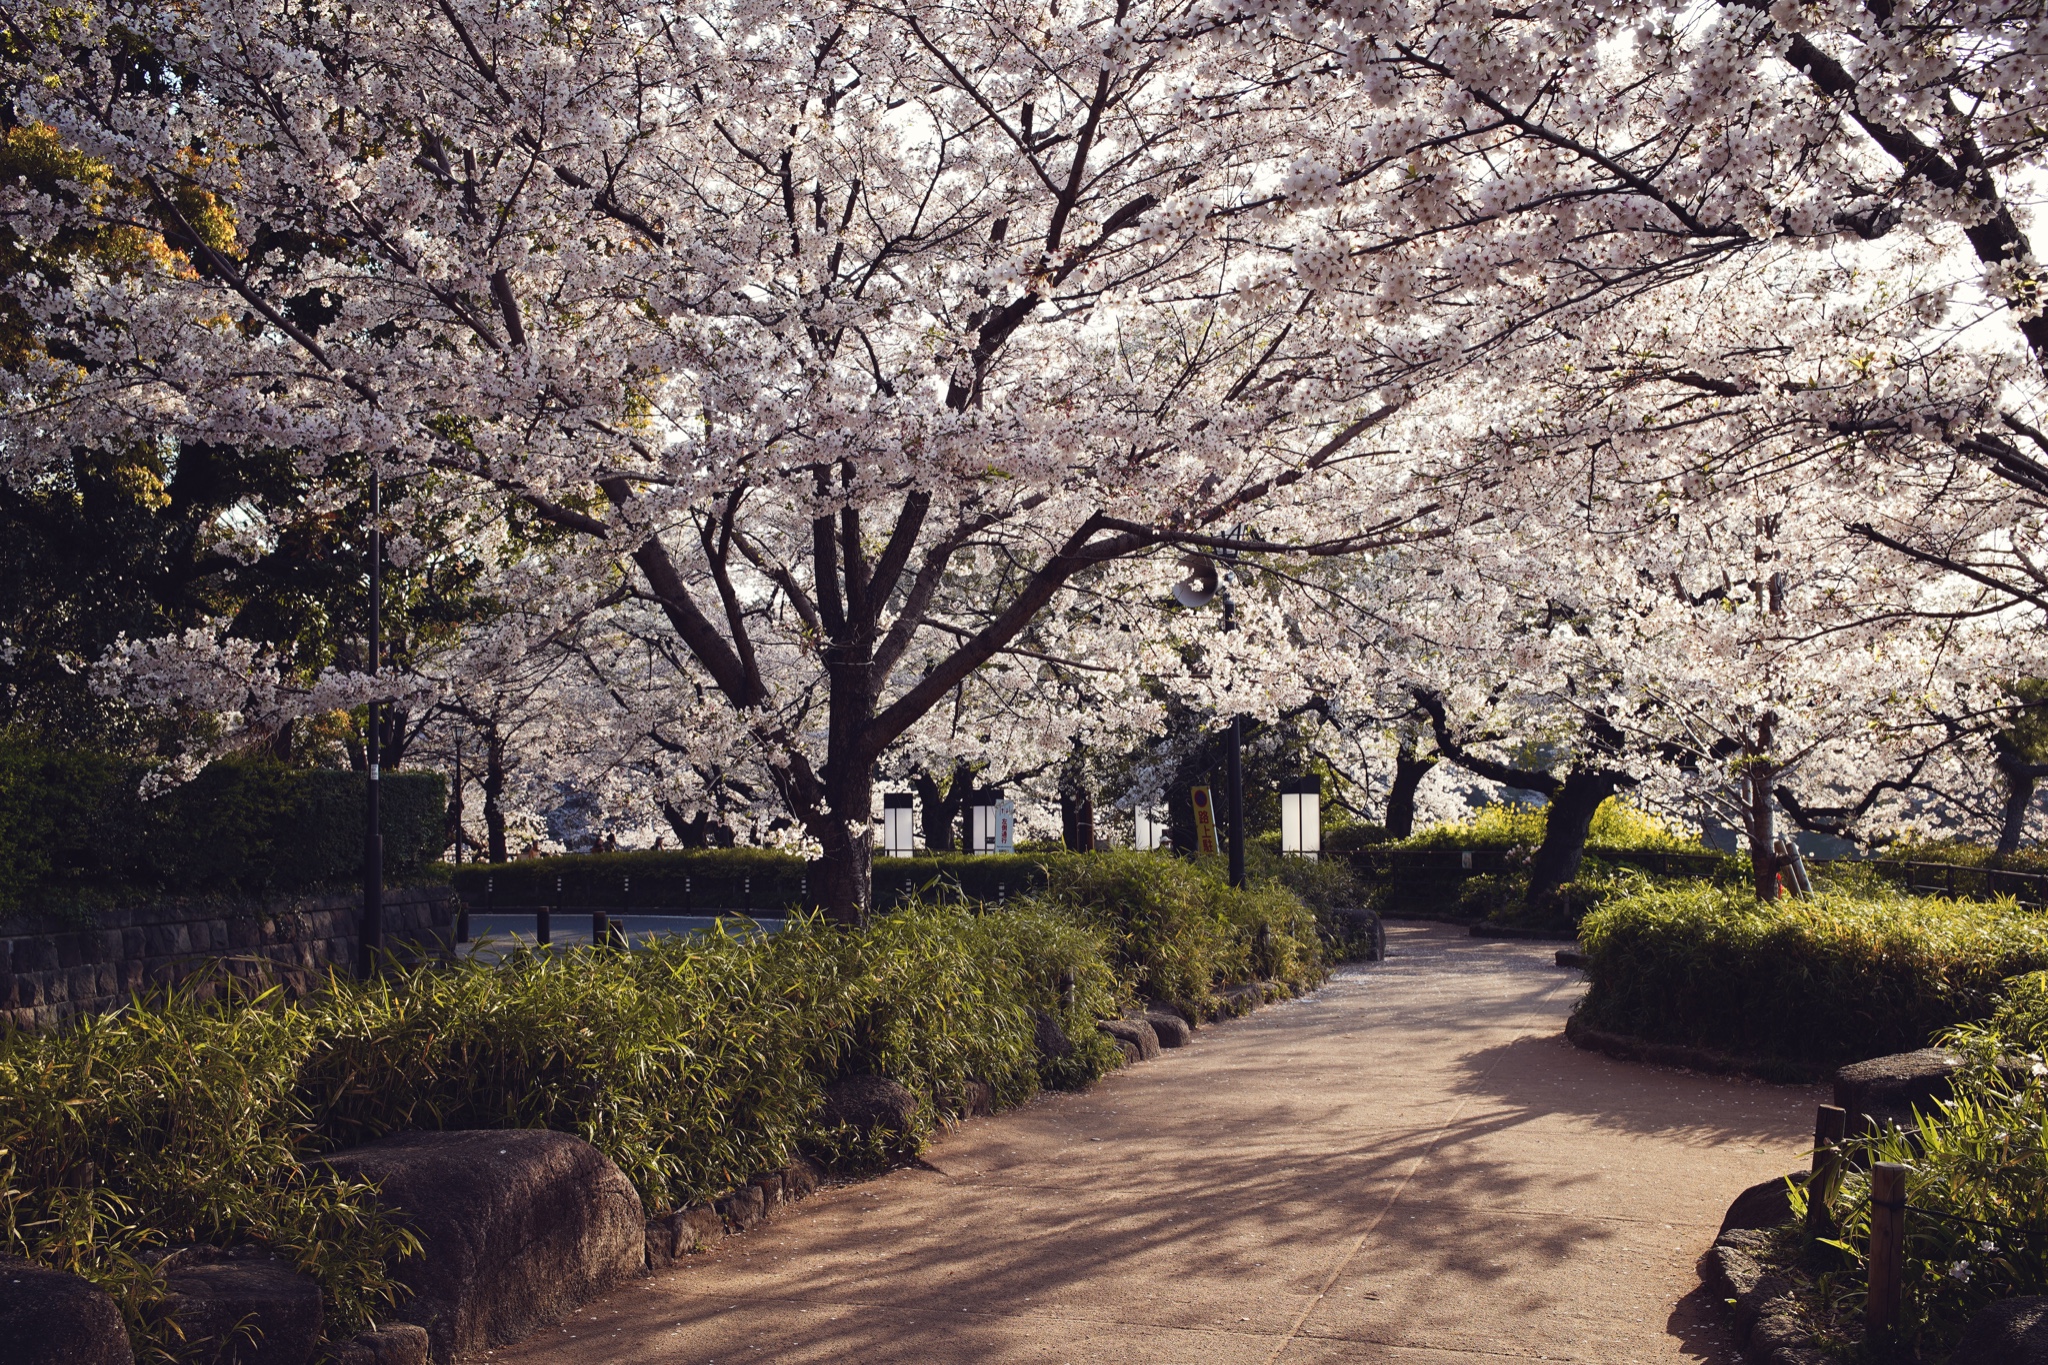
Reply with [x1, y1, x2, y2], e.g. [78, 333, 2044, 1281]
[1998, 773, 2031, 859]
[1061, 789, 1095, 851]
[1526, 769, 1620, 903]
[1744, 768, 1780, 901]
[810, 759, 874, 924]
[1997, 760, 2038, 861]
[1384, 747, 1436, 838]
[482, 724, 508, 864]
[913, 759, 972, 852]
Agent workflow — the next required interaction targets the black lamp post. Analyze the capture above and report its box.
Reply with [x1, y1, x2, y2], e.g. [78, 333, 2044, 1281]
[1169, 548, 1246, 885]
[1226, 716, 1245, 888]
[359, 468, 384, 978]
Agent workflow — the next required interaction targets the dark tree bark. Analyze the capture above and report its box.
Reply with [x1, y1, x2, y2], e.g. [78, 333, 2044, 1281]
[1527, 768, 1629, 896]
[912, 759, 974, 853]
[1383, 740, 1437, 839]
[1061, 790, 1096, 851]
[661, 802, 736, 849]
[1413, 690, 1634, 905]
[481, 721, 508, 864]
[1994, 738, 2048, 861]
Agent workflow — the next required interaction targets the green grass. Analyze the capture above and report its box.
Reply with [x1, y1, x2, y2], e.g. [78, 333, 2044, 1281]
[1576, 881, 2048, 1065]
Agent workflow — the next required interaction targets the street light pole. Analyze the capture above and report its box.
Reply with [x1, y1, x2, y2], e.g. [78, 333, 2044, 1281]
[360, 468, 384, 978]
[1226, 714, 1245, 888]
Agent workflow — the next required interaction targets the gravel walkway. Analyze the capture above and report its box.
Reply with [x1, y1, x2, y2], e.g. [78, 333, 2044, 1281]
[498, 923, 1821, 1364]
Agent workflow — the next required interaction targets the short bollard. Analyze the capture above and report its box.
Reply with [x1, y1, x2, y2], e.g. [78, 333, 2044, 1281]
[1868, 1162, 1908, 1343]
[1806, 1103, 1847, 1236]
[592, 908, 609, 948]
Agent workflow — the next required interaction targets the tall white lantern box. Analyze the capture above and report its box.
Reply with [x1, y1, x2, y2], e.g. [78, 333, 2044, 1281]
[969, 787, 1006, 853]
[1134, 807, 1165, 851]
[1279, 775, 1322, 859]
[883, 792, 915, 858]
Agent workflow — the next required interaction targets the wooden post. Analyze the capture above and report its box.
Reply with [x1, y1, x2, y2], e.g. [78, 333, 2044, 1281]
[1806, 1104, 1847, 1236]
[1868, 1162, 1907, 1343]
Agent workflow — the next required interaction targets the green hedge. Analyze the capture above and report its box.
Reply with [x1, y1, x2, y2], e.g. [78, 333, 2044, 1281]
[1030, 851, 1325, 1014]
[0, 741, 446, 912]
[453, 847, 1337, 1006]
[0, 902, 1125, 1360]
[1576, 882, 2048, 1065]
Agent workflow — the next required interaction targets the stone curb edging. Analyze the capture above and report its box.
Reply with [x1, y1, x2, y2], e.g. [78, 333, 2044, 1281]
[1563, 1014, 1830, 1084]
[645, 1157, 827, 1268]
[1699, 1206, 1831, 1365]
[1468, 923, 1580, 942]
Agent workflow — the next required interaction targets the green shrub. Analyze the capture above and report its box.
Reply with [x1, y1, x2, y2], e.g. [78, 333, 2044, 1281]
[0, 901, 1127, 1361]
[450, 847, 812, 913]
[1457, 872, 1526, 920]
[451, 848, 1071, 914]
[1785, 997, 2048, 1355]
[0, 742, 445, 912]
[0, 985, 418, 1360]
[1577, 882, 2048, 1065]
[1322, 823, 1389, 855]
[1245, 836, 1360, 915]
[1027, 851, 1322, 1014]
[1399, 797, 1703, 852]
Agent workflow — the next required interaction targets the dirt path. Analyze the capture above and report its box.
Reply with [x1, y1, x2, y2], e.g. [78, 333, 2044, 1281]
[498, 923, 1821, 1364]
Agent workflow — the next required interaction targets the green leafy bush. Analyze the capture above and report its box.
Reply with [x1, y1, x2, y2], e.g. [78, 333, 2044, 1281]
[0, 987, 419, 1361]
[1321, 823, 1389, 855]
[1027, 851, 1323, 1014]
[1783, 987, 2048, 1355]
[0, 741, 445, 912]
[1577, 882, 2048, 1065]
[1399, 797, 1703, 852]
[0, 901, 1128, 1361]
[450, 847, 812, 912]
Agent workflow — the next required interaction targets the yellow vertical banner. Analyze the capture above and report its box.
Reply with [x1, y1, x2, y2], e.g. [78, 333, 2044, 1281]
[1191, 786, 1220, 855]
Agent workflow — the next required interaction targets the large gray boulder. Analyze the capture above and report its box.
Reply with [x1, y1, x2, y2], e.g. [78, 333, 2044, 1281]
[324, 1325, 429, 1365]
[1719, 1174, 1802, 1235]
[0, 1257, 133, 1365]
[160, 1250, 322, 1365]
[1100, 1017, 1160, 1061]
[1033, 1010, 1072, 1060]
[1952, 1296, 2048, 1363]
[819, 1076, 919, 1136]
[323, 1129, 645, 1363]
[1142, 1011, 1192, 1048]
[1833, 1049, 1962, 1132]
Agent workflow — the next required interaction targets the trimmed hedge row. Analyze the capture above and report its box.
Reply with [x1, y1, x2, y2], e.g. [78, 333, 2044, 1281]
[0, 741, 445, 912]
[453, 848, 1342, 1013]
[450, 847, 1198, 912]
[1576, 882, 2048, 1065]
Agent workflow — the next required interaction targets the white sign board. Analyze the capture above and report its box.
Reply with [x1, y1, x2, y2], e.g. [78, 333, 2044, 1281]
[995, 799, 1016, 853]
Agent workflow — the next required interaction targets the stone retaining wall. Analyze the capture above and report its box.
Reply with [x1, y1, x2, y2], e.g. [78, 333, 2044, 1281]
[0, 886, 455, 1030]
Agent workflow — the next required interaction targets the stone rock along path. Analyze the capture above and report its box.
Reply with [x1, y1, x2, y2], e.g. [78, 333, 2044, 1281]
[499, 924, 1821, 1365]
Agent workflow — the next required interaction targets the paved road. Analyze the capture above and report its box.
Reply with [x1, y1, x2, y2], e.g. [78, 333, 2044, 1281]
[500, 923, 1820, 1364]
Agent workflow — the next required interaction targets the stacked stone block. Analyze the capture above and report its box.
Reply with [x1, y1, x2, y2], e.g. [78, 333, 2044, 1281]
[0, 886, 454, 1029]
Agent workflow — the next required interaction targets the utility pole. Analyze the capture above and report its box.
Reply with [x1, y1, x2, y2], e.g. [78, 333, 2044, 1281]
[360, 468, 384, 977]
[1227, 714, 1245, 888]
